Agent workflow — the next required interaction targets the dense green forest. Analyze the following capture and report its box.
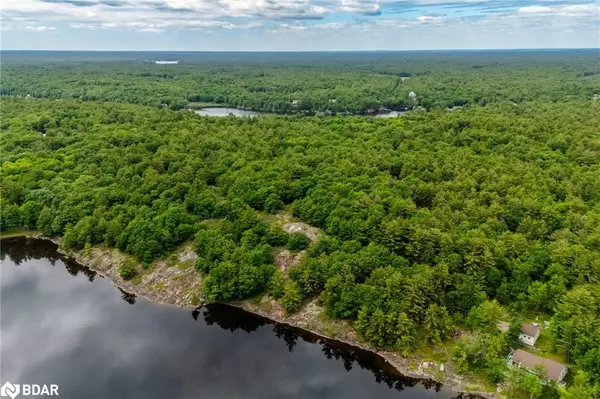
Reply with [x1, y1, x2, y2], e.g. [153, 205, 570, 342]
[1, 51, 600, 397]
[2, 95, 599, 396]
[2, 50, 600, 113]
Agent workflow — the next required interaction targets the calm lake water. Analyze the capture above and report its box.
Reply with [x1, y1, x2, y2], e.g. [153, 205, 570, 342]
[194, 108, 406, 118]
[375, 111, 407, 118]
[195, 108, 264, 117]
[1, 238, 462, 399]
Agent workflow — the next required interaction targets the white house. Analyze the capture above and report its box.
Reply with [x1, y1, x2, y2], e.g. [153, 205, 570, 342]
[519, 323, 541, 346]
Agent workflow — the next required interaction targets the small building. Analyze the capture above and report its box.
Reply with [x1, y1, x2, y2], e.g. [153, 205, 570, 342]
[154, 60, 179, 65]
[291, 99, 300, 106]
[509, 349, 567, 384]
[519, 323, 541, 346]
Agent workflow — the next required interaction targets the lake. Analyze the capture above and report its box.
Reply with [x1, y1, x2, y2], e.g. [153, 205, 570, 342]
[1, 238, 460, 399]
[375, 111, 407, 118]
[194, 108, 406, 118]
[194, 108, 265, 117]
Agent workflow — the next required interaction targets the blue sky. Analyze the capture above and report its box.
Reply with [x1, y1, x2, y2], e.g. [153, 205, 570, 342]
[1, 0, 598, 50]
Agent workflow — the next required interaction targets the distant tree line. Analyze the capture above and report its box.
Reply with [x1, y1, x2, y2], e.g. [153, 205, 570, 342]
[1, 51, 599, 113]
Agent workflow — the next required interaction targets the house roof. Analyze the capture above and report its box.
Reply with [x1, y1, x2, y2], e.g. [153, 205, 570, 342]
[520, 323, 540, 337]
[512, 349, 566, 381]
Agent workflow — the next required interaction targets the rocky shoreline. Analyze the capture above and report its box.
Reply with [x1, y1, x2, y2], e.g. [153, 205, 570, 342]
[3, 233, 496, 398]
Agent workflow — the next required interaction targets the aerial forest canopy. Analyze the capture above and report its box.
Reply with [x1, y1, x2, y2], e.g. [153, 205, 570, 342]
[1, 50, 600, 113]
[1, 51, 600, 396]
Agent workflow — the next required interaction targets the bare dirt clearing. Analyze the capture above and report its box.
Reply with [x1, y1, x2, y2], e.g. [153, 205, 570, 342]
[282, 222, 321, 242]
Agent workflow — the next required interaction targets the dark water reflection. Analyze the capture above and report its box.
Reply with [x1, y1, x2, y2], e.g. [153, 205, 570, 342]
[1, 238, 470, 399]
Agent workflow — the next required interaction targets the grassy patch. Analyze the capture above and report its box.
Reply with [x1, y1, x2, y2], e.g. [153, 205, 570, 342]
[261, 213, 280, 225]
[165, 253, 179, 266]
[408, 359, 419, 371]
[415, 339, 454, 364]
[189, 291, 201, 307]
[315, 312, 349, 338]
[130, 275, 143, 285]
[532, 332, 566, 363]
[0, 228, 38, 239]
[322, 324, 343, 338]
[248, 293, 264, 305]
[177, 260, 194, 269]
[258, 299, 273, 312]
[144, 263, 157, 273]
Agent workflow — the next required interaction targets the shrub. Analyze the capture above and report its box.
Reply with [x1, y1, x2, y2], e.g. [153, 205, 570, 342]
[267, 226, 288, 247]
[281, 281, 303, 313]
[268, 270, 286, 299]
[287, 232, 310, 251]
[119, 259, 138, 280]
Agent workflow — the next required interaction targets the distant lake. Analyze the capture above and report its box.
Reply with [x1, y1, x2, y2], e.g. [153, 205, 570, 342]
[195, 108, 265, 117]
[194, 108, 407, 118]
[375, 111, 407, 118]
[0, 238, 459, 399]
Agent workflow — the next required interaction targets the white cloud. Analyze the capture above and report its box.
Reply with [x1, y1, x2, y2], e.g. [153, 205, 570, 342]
[0, 0, 331, 24]
[320, 22, 347, 29]
[558, 4, 599, 16]
[25, 25, 56, 31]
[279, 23, 310, 30]
[69, 19, 264, 31]
[518, 3, 598, 16]
[517, 5, 552, 14]
[340, 0, 381, 15]
[406, 0, 486, 3]
[218, 0, 328, 19]
[279, 21, 347, 30]
[0, 0, 598, 40]
[417, 15, 445, 23]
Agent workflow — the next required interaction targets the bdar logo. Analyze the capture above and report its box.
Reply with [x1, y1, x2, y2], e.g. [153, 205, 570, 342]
[0, 382, 58, 398]
[0, 382, 20, 399]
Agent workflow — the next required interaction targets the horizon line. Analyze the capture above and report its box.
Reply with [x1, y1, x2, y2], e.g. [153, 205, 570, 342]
[1, 47, 599, 53]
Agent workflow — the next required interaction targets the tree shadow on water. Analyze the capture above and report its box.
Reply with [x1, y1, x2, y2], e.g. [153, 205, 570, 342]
[2, 238, 96, 281]
[196, 304, 482, 398]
